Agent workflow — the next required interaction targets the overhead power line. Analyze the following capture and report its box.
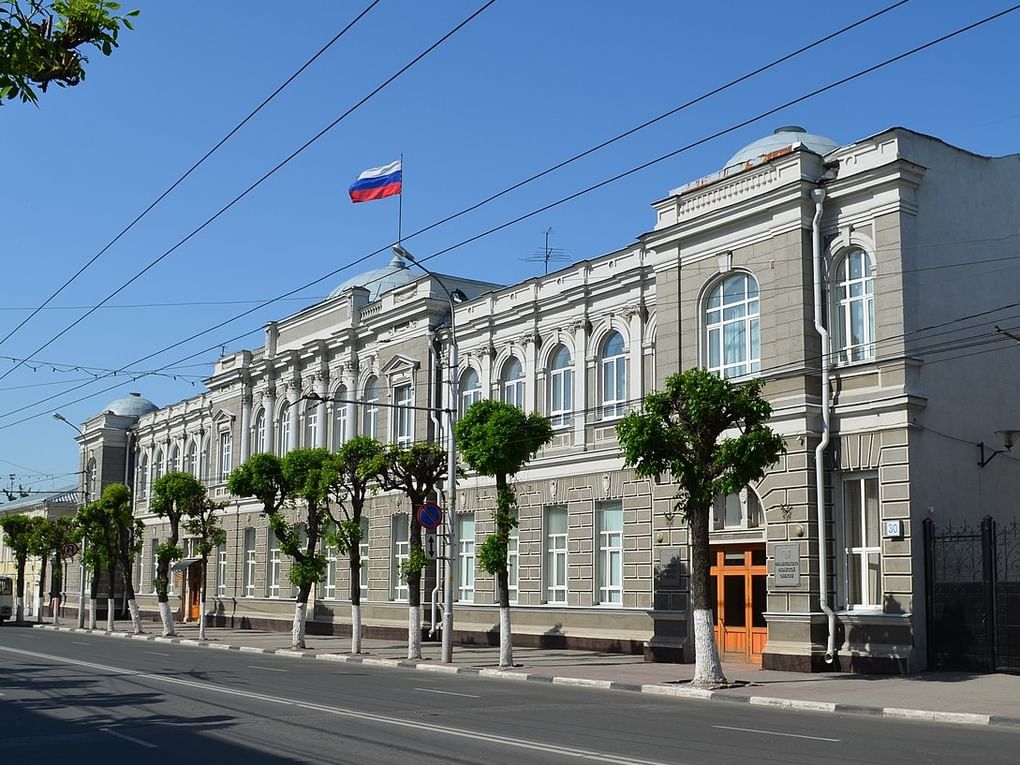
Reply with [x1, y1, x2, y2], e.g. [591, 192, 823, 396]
[1, 3, 1016, 429]
[0, 0, 382, 355]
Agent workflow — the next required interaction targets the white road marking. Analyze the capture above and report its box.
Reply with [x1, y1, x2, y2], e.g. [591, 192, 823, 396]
[100, 727, 158, 749]
[0, 645, 676, 765]
[248, 665, 287, 672]
[713, 725, 841, 742]
[145, 651, 170, 657]
[414, 687, 480, 698]
[72, 641, 89, 645]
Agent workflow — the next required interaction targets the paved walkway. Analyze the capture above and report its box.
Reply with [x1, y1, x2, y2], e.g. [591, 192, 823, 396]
[29, 620, 1020, 729]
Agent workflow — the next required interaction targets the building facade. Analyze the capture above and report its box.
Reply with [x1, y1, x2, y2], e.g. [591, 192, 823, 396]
[65, 127, 1020, 672]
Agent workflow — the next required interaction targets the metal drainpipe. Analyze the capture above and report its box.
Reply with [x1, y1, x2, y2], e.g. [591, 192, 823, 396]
[811, 186, 837, 664]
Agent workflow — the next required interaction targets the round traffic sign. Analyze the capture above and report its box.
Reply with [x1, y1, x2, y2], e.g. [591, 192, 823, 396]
[61, 542, 80, 557]
[416, 502, 443, 531]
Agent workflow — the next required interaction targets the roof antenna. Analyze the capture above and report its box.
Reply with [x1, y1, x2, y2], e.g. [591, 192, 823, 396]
[522, 227, 568, 275]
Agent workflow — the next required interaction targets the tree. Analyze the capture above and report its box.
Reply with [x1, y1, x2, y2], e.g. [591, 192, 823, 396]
[0, 1, 138, 105]
[104, 483, 144, 633]
[455, 399, 552, 668]
[182, 495, 226, 641]
[0, 513, 34, 621]
[372, 442, 447, 660]
[75, 495, 118, 630]
[323, 436, 383, 654]
[228, 449, 333, 649]
[617, 369, 785, 688]
[27, 515, 74, 624]
[150, 472, 205, 636]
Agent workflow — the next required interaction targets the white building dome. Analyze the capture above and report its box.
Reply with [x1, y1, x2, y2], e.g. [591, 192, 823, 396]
[327, 254, 417, 302]
[725, 126, 840, 168]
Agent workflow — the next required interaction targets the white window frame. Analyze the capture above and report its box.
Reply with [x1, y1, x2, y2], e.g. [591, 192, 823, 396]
[332, 388, 348, 449]
[253, 411, 266, 454]
[363, 377, 379, 440]
[596, 501, 623, 605]
[185, 442, 198, 477]
[219, 431, 232, 482]
[149, 537, 160, 594]
[457, 513, 475, 603]
[217, 545, 227, 597]
[460, 368, 482, 416]
[324, 544, 337, 600]
[137, 453, 149, 499]
[507, 517, 519, 605]
[153, 449, 164, 483]
[394, 383, 413, 447]
[277, 402, 291, 455]
[305, 405, 318, 449]
[833, 248, 876, 365]
[843, 474, 882, 610]
[359, 517, 370, 601]
[267, 532, 281, 598]
[243, 528, 257, 598]
[548, 346, 573, 428]
[545, 505, 568, 604]
[704, 272, 760, 379]
[501, 358, 525, 410]
[600, 332, 627, 419]
[712, 488, 762, 530]
[392, 516, 408, 601]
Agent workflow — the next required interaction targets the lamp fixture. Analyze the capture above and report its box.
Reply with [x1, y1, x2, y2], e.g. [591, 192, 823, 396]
[978, 428, 1020, 467]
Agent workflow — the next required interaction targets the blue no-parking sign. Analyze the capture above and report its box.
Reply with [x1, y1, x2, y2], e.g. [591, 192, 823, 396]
[416, 501, 443, 530]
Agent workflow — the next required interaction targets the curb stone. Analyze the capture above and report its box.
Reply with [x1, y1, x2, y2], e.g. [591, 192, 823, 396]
[28, 624, 1018, 729]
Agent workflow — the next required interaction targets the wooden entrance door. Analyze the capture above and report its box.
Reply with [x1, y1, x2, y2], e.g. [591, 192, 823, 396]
[188, 564, 201, 621]
[709, 545, 767, 665]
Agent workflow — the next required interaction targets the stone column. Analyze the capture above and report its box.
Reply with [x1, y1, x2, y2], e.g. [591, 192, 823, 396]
[239, 390, 252, 463]
[521, 332, 538, 412]
[287, 383, 300, 452]
[572, 320, 588, 446]
[344, 367, 358, 439]
[626, 305, 645, 407]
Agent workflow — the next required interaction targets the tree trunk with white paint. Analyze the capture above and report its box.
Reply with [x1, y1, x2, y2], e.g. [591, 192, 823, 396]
[158, 601, 174, 637]
[351, 605, 362, 654]
[407, 606, 422, 660]
[36, 556, 48, 624]
[89, 567, 99, 630]
[689, 505, 728, 688]
[127, 599, 143, 634]
[291, 601, 308, 649]
[88, 599, 97, 630]
[106, 598, 115, 632]
[498, 606, 513, 668]
[14, 596, 23, 624]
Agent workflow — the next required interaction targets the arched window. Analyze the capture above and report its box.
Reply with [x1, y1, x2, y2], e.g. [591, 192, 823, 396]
[253, 410, 266, 454]
[185, 441, 198, 476]
[362, 377, 379, 439]
[548, 345, 572, 427]
[277, 402, 291, 454]
[501, 358, 525, 410]
[201, 436, 211, 482]
[833, 248, 875, 365]
[332, 386, 348, 449]
[168, 445, 179, 473]
[460, 368, 481, 416]
[704, 272, 760, 379]
[137, 453, 149, 499]
[153, 449, 164, 483]
[218, 431, 232, 481]
[305, 402, 319, 448]
[600, 331, 627, 418]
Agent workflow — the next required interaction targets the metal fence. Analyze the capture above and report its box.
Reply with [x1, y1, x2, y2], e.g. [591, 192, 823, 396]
[924, 516, 1020, 672]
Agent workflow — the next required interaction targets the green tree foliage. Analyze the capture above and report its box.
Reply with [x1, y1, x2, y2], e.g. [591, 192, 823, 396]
[323, 436, 384, 610]
[616, 369, 785, 687]
[0, 1, 138, 104]
[0, 513, 35, 620]
[28, 514, 75, 619]
[150, 472, 204, 606]
[182, 494, 225, 639]
[372, 442, 447, 611]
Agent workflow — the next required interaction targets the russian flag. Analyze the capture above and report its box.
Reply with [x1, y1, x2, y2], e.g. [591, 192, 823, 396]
[349, 160, 402, 203]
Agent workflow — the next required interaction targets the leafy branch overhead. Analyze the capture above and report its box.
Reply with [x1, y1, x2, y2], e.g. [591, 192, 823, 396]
[0, 0, 139, 105]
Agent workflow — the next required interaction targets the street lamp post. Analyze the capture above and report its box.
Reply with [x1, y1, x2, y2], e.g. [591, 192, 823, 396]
[53, 412, 88, 629]
[392, 245, 464, 664]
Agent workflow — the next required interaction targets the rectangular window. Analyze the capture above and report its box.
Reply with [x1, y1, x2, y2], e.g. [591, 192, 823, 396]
[324, 545, 337, 600]
[243, 528, 256, 598]
[359, 517, 370, 601]
[507, 517, 519, 605]
[217, 544, 227, 597]
[844, 475, 881, 609]
[457, 513, 475, 602]
[394, 384, 413, 447]
[597, 501, 623, 605]
[545, 505, 568, 604]
[333, 401, 348, 449]
[150, 537, 160, 594]
[392, 516, 408, 601]
[306, 408, 318, 449]
[219, 431, 232, 482]
[267, 532, 281, 598]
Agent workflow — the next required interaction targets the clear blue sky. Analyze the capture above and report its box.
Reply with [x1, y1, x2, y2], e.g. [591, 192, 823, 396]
[2, 0, 1018, 494]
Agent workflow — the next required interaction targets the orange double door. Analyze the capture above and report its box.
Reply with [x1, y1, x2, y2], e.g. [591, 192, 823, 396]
[708, 545, 768, 665]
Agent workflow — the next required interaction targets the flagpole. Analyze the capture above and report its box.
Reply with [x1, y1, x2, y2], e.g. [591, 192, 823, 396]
[397, 152, 404, 246]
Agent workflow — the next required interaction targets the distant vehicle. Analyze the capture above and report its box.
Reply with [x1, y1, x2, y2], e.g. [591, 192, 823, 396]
[0, 576, 12, 623]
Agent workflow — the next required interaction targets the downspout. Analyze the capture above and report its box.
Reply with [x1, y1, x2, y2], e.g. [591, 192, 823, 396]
[811, 186, 836, 664]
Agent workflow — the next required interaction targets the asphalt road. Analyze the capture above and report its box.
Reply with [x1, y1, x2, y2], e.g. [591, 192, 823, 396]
[0, 626, 1016, 765]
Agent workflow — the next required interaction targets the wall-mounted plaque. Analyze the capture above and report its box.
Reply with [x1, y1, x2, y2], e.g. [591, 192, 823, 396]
[774, 543, 801, 587]
[657, 548, 682, 589]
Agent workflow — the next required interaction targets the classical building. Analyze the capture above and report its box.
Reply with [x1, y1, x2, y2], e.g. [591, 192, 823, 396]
[65, 126, 1020, 672]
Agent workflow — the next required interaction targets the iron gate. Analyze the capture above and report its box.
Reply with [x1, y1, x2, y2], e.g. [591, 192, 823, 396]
[924, 516, 1020, 672]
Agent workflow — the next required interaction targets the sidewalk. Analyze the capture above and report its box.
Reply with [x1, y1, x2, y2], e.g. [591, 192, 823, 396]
[31, 621, 1020, 729]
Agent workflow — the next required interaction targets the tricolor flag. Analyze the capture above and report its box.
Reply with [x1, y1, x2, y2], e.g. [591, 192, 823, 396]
[348, 160, 402, 203]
